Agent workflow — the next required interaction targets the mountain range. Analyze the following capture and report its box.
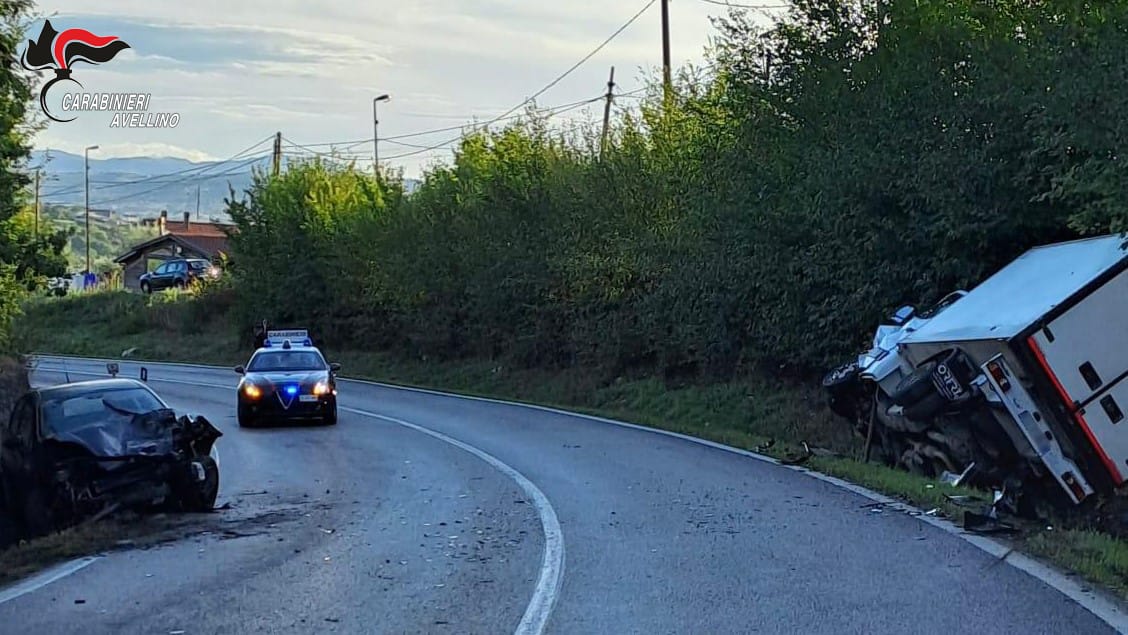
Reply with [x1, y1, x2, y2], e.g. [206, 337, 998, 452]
[28, 150, 420, 219]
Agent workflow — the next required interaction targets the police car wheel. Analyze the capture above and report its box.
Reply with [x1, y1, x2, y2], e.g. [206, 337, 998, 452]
[237, 408, 257, 428]
[323, 408, 337, 426]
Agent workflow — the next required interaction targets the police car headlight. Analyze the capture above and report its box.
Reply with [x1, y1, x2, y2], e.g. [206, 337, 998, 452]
[243, 383, 262, 399]
[312, 380, 331, 396]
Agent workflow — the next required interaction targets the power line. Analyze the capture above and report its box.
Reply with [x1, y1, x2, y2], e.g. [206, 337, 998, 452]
[289, 95, 610, 151]
[698, 0, 790, 8]
[40, 135, 275, 198]
[89, 153, 271, 206]
[379, 1, 658, 162]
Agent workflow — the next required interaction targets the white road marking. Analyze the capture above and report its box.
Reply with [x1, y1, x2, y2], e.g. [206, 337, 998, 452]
[0, 557, 99, 605]
[28, 355, 1128, 632]
[342, 407, 565, 635]
[26, 360, 566, 635]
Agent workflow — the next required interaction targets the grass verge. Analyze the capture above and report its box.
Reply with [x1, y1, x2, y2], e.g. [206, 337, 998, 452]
[11, 290, 1128, 601]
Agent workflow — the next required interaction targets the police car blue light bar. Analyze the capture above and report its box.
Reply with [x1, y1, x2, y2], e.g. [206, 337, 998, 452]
[263, 329, 311, 348]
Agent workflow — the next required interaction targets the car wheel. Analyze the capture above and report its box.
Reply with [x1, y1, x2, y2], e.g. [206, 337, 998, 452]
[174, 279, 185, 290]
[324, 408, 337, 426]
[237, 410, 256, 428]
[179, 456, 219, 513]
[21, 486, 58, 538]
[0, 493, 19, 549]
[140, 281, 151, 294]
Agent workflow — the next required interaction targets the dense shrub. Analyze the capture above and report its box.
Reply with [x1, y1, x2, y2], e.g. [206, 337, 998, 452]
[221, 0, 1128, 382]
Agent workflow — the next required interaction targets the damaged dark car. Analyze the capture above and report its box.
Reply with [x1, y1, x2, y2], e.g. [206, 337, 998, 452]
[0, 379, 222, 547]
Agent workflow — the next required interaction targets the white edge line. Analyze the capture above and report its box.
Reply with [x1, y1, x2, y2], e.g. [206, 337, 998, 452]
[0, 556, 99, 605]
[342, 407, 564, 635]
[28, 359, 565, 635]
[29, 355, 1128, 632]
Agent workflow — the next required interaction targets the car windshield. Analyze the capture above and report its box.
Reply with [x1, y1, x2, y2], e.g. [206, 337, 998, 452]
[40, 386, 167, 437]
[248, 350, 326, 372]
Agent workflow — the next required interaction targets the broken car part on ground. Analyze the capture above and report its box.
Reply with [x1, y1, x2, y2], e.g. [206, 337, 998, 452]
[0, 378, 222, 548]
[824, 233, 1128, 517]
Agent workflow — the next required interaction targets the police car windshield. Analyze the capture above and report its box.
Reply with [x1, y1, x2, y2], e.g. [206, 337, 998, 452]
[248, 350, 326, 372]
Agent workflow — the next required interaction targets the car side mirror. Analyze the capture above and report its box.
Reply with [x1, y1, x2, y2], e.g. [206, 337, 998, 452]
[234, 365, 245, 374]
[330, 363, 341, 373]
[890, 305, 916, 325]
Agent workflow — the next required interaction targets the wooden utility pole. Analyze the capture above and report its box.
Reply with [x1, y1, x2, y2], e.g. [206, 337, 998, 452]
[272, 131, 282, 176]
[600, 67, 616, 159]
[33, 168, 40, 240]
[661, 0, 672, 99]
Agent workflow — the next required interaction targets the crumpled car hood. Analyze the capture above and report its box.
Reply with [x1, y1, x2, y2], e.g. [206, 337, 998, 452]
[46, 408, 221, 459]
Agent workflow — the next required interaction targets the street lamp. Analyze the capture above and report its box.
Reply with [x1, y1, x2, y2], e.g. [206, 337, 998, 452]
[373, 94, 390, 175]
[84, 144, 98, 274]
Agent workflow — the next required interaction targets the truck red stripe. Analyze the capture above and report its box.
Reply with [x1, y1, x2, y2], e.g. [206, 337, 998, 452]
[1028, 336, 1124, 483]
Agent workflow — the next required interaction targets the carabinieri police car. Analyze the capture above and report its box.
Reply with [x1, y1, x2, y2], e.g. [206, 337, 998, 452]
[234, 329, 340, 427]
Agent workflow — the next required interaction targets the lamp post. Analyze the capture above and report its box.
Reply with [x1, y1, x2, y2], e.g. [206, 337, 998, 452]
[373, 94, 390, 175]
[84, 144, 98, 274]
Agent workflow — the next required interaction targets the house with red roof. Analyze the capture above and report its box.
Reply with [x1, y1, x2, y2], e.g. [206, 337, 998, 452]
[114, 211, 235, 291]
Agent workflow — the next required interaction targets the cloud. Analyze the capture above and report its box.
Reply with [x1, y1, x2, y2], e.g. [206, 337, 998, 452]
[32, 138, 219, 162]
[29, 1, 766, 177]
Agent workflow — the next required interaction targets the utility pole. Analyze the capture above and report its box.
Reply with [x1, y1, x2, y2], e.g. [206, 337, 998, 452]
[272, 131, 281, 177]
[661, 0, 672, 99]
[84, 144, 98, 274]
[600, 67, 616, 159]
[195, 184, 201, 220]
[373, 94, 390, 176]
[33, 168, 39, 240]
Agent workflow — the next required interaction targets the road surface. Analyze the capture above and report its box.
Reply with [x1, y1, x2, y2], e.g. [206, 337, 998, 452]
[0, 356, 1119, 634]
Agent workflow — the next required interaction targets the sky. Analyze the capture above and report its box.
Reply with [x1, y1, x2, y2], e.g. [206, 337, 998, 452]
[28, 1, 785, 179]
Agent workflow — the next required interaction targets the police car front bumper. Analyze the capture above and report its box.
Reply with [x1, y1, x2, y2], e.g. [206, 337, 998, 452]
[239, 390, 336, 420]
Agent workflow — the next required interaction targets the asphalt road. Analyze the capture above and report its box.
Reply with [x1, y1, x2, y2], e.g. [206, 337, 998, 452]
[0, 356, 1120, 634]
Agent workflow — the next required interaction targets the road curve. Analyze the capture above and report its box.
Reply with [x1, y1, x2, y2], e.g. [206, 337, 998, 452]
[0, 356, 1121, 635]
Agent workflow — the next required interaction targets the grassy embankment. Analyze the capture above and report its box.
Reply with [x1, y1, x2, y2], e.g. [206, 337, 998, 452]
[11, 289, 1128, 600]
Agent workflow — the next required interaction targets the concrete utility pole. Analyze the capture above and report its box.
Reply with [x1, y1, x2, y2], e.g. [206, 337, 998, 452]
[661, 0, 672, 98]
[272, 131, 282, 177]
[84, 144, 98, 274]
[33, 168, 39, 240]
[196, 183, 201, 220]
[373, 94, 390, 176]
[600, 67, 616, 159]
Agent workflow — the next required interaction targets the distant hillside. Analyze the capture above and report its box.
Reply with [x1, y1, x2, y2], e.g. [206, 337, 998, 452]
[28, 150, 421, 219]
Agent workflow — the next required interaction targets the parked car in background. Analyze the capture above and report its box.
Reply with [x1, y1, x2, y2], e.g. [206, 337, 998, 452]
[139, 258, 220, 293]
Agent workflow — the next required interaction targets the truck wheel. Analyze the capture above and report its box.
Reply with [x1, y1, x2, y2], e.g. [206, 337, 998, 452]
[889, 361, 938, 407]
[903, 390, 947, 422]
[822, 360, 860, 389]
[823, 360, 862, 419]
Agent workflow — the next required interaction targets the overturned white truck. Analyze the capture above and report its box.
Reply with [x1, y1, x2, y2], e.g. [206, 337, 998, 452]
[824, 233, 1128, 510]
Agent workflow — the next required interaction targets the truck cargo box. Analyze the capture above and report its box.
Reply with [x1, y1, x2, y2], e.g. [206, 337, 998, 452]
[900, 234, 1128, 488]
